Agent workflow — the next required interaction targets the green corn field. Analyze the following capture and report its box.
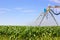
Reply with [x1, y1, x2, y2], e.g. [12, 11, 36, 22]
[0, 26, 60, 40]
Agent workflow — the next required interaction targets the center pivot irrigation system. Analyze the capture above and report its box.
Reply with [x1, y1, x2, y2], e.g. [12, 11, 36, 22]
[35, 6, 60, 26]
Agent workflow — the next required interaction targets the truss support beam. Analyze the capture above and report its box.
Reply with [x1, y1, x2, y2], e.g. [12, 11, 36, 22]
[38, 11, 58, 26]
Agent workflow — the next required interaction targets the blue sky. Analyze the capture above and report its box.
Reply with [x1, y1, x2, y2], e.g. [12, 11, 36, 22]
[0, 0, 60, 25]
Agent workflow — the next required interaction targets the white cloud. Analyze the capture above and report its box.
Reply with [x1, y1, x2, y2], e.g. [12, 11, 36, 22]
[0, 7, 36, 14]
[22, 10, 35, 13]
[0, 8, 11, 14]
[50, 0, 60, 3]
[0, 11, 6, 13]
[14, 7, 36, 13]
[0, 8, 11, 11]
[14, 8, 23, 10]
[0, 11, 6, 15]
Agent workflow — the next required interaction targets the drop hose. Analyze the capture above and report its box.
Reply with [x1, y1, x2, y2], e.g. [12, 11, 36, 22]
[50, 9, 60, 15]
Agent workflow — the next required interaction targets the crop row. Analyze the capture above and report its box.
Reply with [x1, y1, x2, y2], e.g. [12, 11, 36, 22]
[0, 26, 60, 40]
